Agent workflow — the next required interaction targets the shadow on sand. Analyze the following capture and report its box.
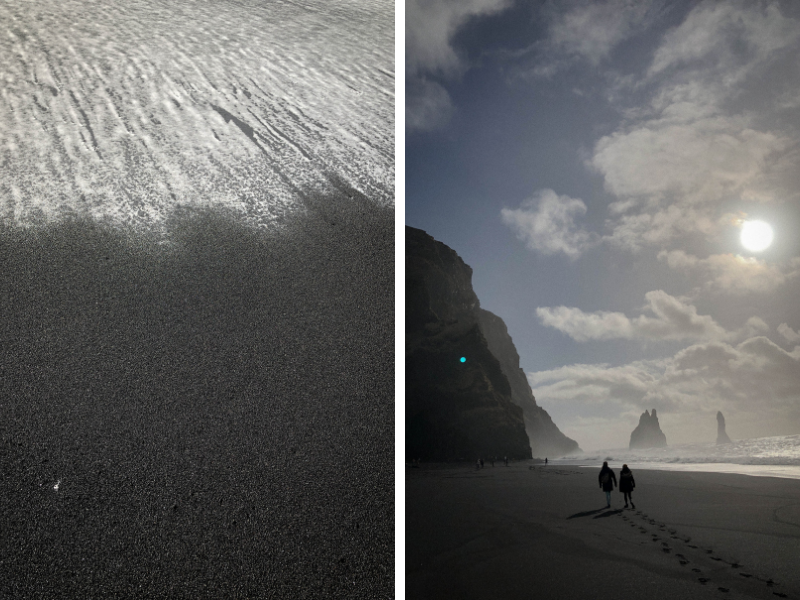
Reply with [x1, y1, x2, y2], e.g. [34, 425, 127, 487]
[567, 508, 607, 519]
[593, 509, 625, 519]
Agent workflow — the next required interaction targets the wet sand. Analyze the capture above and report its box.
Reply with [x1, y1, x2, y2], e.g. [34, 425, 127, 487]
[0, 193, 393, 598]
[407, 463, 800, 599]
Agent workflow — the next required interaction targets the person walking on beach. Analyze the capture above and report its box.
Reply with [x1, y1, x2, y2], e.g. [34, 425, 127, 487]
[598, 461, 617, 508]
[545, 458, 548, 466]
[620, 464, 635, 508]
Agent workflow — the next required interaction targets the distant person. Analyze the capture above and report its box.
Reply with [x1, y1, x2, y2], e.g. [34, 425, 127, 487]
[598, 461, 617, 508]
[619, 464, 636, 509]
[476, 459, 481, 470]
[480, 458, 484, 468]
[504, 456, 508, 467]
[491, 457, 495, 467]
[545, 458, 548, 466]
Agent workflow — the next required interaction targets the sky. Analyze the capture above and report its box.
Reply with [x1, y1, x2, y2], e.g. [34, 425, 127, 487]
[406, 0, 800, 451]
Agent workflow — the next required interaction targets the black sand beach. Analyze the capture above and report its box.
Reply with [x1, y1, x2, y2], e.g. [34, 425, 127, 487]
[407, 463, 800, 599]
[0, 193, 393, 598]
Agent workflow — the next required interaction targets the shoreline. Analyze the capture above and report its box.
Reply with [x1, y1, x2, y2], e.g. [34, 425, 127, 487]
[409, 459, 800, 481]
[407, 463, 800, 599]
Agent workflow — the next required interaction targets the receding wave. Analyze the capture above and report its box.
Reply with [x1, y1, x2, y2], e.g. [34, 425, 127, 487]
[0, 0, 393, 229]
[567, 434, 800, 466]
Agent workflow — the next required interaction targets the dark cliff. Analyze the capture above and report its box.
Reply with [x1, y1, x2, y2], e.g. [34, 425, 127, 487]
[477, 309, 580, 457]
[407, 226, 576, 461]
[629, 409, 667, 449]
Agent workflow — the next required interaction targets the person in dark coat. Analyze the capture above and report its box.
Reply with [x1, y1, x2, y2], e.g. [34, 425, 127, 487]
[598, 461, 617, 508]
[619, 464, 636, 508]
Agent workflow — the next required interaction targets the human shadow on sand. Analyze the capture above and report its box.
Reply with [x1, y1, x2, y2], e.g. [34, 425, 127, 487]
[593, 509, 624, 519]
[567, 508, 607, 519]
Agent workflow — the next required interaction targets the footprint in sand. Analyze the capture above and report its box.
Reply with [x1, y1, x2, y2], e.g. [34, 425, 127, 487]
[692, 569, 701, 573]
[718, 588, 729, 593]
[661, 542, 669, 547]
[680, 560, 689, 565]
[668, 529, 677, 534]
[698, 578, 710, 584]
[711, 557, 722, 561]
[662, 548, 671, 554]
[688, 545, 698, 549]
[773, 593, 787, 598]
[675, 554, 685, 559]
[740, 573, 752, 578]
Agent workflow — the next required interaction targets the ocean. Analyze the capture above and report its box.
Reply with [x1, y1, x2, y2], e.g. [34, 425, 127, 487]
[552, 434, 800, 479]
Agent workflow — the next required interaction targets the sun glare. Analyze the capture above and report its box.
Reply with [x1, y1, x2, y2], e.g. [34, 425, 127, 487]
[740, 220, 773, 252]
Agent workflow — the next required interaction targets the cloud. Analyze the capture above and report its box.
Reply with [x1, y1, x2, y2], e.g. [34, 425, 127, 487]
[588, 1, 800, 250]
[536, 290, 768, 342]
[501, 189, 596, 259]
[778, 323, 800, 344]
[528, 336, 800, 449]
[530, 0, 665, 76]
[648, 1, 800, 79]
[406, 0, 512, 131]
[591, 117, 787, 205]
[405, 78, 454, 131]
[658, 250, 800, 294]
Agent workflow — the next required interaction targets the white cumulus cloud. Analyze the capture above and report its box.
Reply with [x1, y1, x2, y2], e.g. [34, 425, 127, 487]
[501, 189, 596, 259]
[657, 250, 800, 295]
[778, 323, 800, 344]
[536, 290, 768, 342]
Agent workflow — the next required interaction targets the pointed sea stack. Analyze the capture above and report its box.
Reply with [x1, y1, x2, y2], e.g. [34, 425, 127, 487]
[629, 409, 667, 449]
[406, 226, 578, 460]
[716, 411, 732, 444]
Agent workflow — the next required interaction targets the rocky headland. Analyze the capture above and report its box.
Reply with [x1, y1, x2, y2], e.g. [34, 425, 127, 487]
[477, 309, 580, 457]
[406, 226, 579, 461]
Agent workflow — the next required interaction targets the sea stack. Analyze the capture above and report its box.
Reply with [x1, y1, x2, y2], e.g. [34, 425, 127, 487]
[716, 411, 732, 444]
[629, 409, 667, 449]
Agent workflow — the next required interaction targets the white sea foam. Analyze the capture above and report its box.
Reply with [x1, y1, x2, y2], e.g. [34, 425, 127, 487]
[0, 0, 394, 230]
[551, 434, 800, 479]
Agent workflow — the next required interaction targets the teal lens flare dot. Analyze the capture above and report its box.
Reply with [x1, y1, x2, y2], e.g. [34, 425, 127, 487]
[460, 357, 466, 363]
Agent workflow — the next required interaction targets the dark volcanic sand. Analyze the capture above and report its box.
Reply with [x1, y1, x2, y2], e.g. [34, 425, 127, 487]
[407, 463, 800, 600]
[0, 193, 393, 599]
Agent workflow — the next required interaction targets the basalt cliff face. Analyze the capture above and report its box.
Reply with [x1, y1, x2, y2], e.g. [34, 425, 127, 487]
[629, 409, 668, 449]
[477, 309, 580, 457]
[406, 226, 577, 460]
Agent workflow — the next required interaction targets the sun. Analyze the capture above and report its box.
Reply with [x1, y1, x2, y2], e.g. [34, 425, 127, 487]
[740, 220, 773, 252]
